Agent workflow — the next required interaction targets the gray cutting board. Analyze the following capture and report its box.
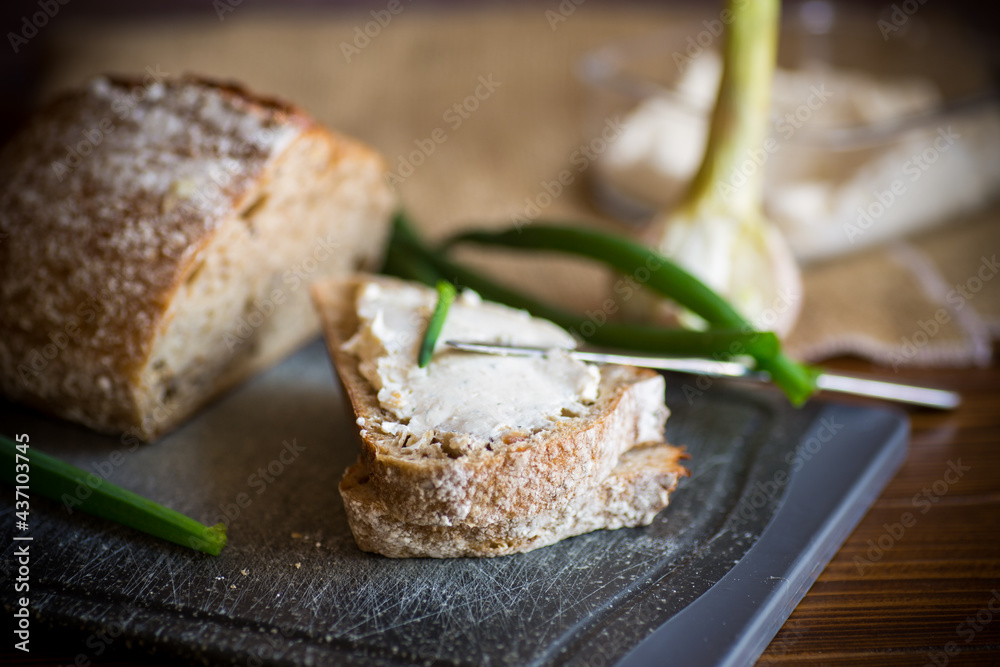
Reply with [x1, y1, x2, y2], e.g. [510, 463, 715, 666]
[0, 339, 907, 666]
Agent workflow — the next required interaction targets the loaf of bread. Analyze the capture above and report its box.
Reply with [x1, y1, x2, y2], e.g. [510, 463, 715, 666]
[0, 75, 395, 440]
[311, 275, 688, 558]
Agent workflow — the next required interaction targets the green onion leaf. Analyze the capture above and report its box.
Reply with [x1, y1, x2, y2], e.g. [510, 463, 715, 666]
[446, 225, 748, 328]
[419, 280, 457, 368]
[387, 212, 780, 361]
[382, 237, 445, 285]
[444, 223, 818, 405]
[0, 435, 227, 556]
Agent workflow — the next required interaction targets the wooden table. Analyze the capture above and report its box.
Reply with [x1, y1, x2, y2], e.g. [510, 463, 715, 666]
[759, 348, 1000, 666]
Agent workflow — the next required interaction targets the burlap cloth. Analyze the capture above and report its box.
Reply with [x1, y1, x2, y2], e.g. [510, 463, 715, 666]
[40, 7, 1000, 368]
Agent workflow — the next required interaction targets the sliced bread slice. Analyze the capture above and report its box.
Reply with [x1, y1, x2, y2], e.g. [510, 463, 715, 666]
[340, 443, 688, 558]
[311, 275, 687, 543]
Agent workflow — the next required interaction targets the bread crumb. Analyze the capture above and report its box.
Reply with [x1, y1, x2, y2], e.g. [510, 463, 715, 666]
[240, 569, 249, 576]
[315, 541, 321, 548]
[230, 585, 236, 589]
[294, 562, 301, 569]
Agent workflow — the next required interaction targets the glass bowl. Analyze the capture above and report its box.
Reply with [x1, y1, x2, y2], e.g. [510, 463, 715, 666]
[576, 2, 1000, 264]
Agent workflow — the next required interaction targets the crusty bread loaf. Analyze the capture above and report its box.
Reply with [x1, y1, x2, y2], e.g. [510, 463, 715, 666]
[0, 75, 395, 440]
[311, 275, 688, 558]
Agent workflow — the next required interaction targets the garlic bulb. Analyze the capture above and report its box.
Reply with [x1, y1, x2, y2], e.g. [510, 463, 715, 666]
[649, 210, 802, 338]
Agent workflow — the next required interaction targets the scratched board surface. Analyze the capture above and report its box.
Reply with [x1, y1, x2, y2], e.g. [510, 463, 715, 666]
[0, 339, 823, 666]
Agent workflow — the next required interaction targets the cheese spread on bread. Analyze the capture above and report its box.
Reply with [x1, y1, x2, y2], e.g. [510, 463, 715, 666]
[343, 280, 602, 451]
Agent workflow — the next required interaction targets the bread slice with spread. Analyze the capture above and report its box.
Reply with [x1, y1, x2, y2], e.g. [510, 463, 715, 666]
[311, 275, 688, 557]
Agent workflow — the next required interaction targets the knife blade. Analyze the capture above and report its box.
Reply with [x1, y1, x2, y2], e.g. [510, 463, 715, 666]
[443, 340, 960, 410]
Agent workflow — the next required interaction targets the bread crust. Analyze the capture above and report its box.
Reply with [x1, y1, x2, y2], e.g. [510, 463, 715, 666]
[0, 75, 394, 439]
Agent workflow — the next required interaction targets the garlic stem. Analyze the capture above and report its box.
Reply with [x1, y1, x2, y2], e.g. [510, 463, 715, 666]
[681, 0, 780, 221]
[647, 0, 802, 339]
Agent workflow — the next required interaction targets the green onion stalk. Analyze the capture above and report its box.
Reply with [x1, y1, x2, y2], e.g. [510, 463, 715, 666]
[419, 280, 457, 368]
[1, 435, 226, 556]
[445, 224, 817, 405]
[385, 213, 778, 362]
[384, 212, 816, 403]
[639, 0, 803, 340]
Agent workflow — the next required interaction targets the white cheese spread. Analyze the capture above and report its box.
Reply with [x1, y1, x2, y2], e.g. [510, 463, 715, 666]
[342, 281, 601, 451]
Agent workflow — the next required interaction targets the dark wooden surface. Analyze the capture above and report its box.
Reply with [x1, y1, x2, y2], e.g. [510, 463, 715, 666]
[758, 347, 1000, 666]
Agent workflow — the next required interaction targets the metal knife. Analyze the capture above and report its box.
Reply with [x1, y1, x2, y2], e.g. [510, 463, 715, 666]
[444, 341, 961, 410]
